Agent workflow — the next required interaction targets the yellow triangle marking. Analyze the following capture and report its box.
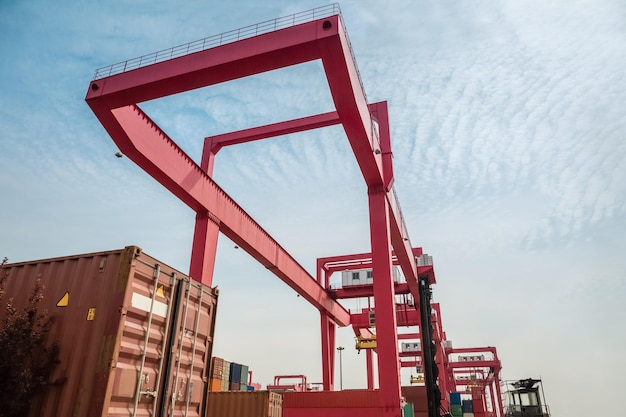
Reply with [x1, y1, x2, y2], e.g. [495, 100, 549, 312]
[156, 285, 165, 298]
[57, 292, 69, 307]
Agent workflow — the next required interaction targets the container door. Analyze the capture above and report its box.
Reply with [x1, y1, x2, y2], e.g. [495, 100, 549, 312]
[107, 261, 178, 417]
[160, 278, 218, 417]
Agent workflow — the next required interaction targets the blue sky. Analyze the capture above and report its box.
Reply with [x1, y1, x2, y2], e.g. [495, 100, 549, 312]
[1, 1, 625, 416]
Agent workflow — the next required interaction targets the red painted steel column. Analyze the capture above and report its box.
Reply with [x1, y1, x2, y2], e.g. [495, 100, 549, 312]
[368, 187, 401, 416]
[366, 349, 375, 390]
[494, 372, 504, 417]
[190, 212, 219, 285]
[489, 381, 498, 417]
[320, 311, 336, 391]
[189, 144, 220, 286]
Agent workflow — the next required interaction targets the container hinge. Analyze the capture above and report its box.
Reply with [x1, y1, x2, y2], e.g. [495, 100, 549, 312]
[140, 389, 158, 398]
[177, 378, 186, 401]
[186, 380, 194, 404]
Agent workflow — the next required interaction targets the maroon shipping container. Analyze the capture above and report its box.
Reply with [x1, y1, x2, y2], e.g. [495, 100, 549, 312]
[402, 385, 428, 412]
[205, 391, 283, 417]
[0, 246, 219, 417]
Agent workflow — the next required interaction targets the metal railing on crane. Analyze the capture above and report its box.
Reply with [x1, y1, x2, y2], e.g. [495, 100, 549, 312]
[93, 3, 345, 79]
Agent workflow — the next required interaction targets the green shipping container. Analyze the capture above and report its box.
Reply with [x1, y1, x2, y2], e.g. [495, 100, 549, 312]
[451, 404, 463, 417]
[403, 402, 415, 417]
[240, 364, 249, 385]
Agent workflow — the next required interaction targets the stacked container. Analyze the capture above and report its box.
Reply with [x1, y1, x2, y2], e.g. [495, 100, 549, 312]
[208, 357, 251, 392]
[240, 364, 250, 391]
[222, 360, 231, 391]
[462, 399, 475, 417]
[449, 392, 463, 417]
[0, 246, 219, 417]
[210, 357, 225, 392]
[230, 362, 242, 391]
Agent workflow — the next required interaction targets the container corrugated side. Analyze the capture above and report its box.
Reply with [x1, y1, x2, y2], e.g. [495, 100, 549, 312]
[0, 246, 218, 417]
[210, 379, 222, 392]
[450, 392, 462, 405]
[221, 360, 231, 390]
[462, 399, 474, 412]
[240, 364, 249, 384]
[230, 362, 242, 383]
[205, 391, 282, 417]
[402, 385, 428, 412]
[403, 402, 415, 417]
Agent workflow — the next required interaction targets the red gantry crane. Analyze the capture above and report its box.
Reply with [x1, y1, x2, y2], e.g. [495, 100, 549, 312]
[86, 4, 510, 417]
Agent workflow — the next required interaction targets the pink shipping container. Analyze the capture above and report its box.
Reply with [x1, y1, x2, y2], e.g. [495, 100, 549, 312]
[205, 391, 283, 417]
[0, 246, 218, 417]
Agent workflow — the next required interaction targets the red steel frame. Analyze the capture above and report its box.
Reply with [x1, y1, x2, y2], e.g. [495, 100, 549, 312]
[317, 250, 436, 393]
[86, 8, 418, 417]
[446, 346, 504, 417]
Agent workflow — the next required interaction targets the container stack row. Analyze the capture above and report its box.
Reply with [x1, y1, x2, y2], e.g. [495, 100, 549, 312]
[210, 356, 252, 392]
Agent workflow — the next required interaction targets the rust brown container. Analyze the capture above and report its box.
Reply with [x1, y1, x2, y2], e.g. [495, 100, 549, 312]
[402, 385, 428, 412]
[0, 246, 218, 417]
[205, 391, 283, 417]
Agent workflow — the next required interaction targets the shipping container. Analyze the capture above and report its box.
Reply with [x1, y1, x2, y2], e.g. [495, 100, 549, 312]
[450, 403, 463, 417]
[449, 392, 462, 405]
[210, 378, 222, 392]
[240, 364, 249, 384]
[205, 391, 282, 417]
[401, 386, 428, 412]
[221, 361, 231, 391]
[211, 356, 225, 379]
[230, 362, 243, 383]
[462, 399, 474, 412]
[0, 246, 218, 417]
